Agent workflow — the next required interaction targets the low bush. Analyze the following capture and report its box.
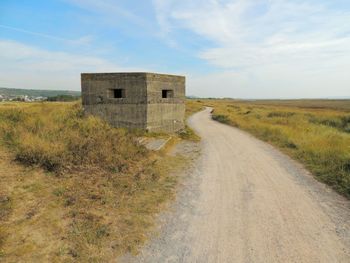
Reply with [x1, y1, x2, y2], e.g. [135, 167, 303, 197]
[212, 114, 230, 124]
[308, 114, 350, 133]
[267, 111, 295, 118]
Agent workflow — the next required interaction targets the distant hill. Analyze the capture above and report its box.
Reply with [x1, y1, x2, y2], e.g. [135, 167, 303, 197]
[0, 87, 81, 97]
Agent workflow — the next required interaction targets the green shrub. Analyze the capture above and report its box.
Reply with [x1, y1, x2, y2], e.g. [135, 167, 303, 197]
[308, 114, 350, 133]
[212, 114, 230, 124]
[267, 111, 295, 118]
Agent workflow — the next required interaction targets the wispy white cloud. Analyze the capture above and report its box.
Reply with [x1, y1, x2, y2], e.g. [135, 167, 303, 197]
[0, 40, 141, 90]
[154, 0, 350, 68]
[1, 0, 349, 97]
[153, 0, 350, 98]
[0, 24, 94, 46]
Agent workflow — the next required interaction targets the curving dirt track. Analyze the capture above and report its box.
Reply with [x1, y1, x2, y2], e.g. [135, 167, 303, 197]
[121, 108, 350, 263]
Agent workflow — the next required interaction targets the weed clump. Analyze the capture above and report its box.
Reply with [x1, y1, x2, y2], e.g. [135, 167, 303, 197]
[178, 125, 200, 141]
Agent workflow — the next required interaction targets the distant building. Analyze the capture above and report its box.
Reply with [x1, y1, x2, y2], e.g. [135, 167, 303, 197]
[34, 96, 46, 101]
[81, 72, 185, 133]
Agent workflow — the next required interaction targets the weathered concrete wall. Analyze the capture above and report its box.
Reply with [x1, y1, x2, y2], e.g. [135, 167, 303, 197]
[145, 73, 185, 133]
[81, 72, 185, 133]
[147, 103, 185, 132]
[81, 73, 148, 129]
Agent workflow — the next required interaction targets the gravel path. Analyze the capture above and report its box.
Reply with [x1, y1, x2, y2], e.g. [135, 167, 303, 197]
[120, 108, 350, 263]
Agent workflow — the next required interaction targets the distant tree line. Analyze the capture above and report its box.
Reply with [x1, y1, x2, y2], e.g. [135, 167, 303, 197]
[47, 95, 80, 102]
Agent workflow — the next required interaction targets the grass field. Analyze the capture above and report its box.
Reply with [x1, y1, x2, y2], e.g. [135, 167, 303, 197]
[3, 98, 348, 261]
[0, 102, 190, 262]
[238, 99, 350, 111]
[187, 99, 350, 198]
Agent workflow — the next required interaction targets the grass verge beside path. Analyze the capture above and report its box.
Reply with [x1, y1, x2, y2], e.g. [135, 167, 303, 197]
[0, 102, 189, 262]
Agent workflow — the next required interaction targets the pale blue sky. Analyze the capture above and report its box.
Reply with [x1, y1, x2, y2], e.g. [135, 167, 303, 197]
[1, 0, 349, 98]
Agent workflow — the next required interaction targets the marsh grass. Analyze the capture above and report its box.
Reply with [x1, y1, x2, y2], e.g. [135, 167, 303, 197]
[0, 102, 187, 262]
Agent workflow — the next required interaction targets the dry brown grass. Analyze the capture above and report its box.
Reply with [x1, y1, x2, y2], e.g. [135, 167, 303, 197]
[239, 99, 350, 112]
[185, 99, 206, 118]
[0, 102, 189, 262]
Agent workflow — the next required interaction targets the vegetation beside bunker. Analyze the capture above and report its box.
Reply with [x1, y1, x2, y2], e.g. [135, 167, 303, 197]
[0, 102, 188, 262]
[0, 103, 148, 174]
